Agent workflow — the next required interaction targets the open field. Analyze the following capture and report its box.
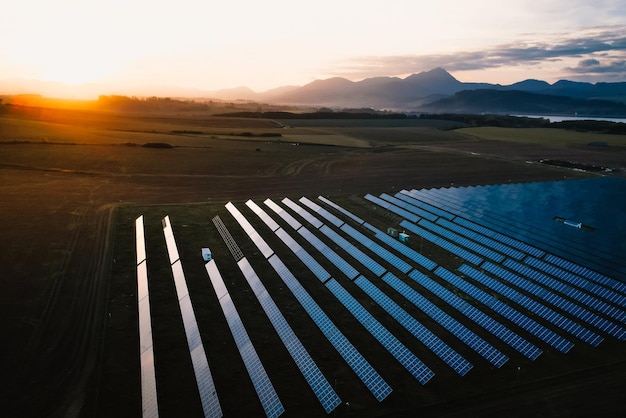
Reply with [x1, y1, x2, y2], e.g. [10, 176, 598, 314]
[1, 104, 625, 417]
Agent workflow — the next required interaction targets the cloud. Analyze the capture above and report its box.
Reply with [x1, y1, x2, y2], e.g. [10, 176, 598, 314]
[332, 25, 626, 80]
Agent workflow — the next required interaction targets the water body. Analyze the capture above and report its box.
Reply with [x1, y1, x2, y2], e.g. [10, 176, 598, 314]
[434, 177, 626, 281]
[513, 114, 626, 123]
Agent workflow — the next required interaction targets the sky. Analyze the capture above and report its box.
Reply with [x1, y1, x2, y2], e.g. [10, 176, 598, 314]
[1, 0, 625, 98]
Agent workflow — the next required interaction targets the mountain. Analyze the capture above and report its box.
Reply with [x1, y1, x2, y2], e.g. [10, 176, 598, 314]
[267, 68, 626, 111]
[421, 89, 626, 116]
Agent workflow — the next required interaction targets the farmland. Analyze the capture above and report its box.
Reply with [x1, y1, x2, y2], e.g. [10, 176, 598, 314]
[1, 103, 625, 417]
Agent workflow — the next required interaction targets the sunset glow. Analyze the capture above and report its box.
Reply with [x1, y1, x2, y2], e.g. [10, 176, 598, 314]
[1, 0, 625, 98]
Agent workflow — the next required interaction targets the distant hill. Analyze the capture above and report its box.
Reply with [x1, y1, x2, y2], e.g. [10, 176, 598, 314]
[265, 68, 626, 113]
[421, 90, 626, 117]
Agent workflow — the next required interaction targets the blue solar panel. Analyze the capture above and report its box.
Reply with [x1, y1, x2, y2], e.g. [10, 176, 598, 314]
[340, 223, 412, 274]
[273, 227, 331, 283]
[417, 218, 506, 263]
[364, 194, 421, 222]
[435, 266, 574, 354]
[237, 258, 341, 414]
[298, 226, 360, 280]
[267, 255, 392, 401]
[317, 196, 364, 225]
[299, 197, 344, 227]
[246, 200, 281, 232]
[320, 225, 387, 277]
[395, 191, 456, 220]
[365, 227, 437, 271]
[407, 269, 542, 360]
[524, 257, 626, 309]
[482, 262, 626, 342]
[225, 202, 274, 259]
[326, 278, 435, 385]
[379, 193, 438, 222]
[264, 198, 302, 230]
[400, 221, 484, 266]
[434, 217, 525, 260]
[544, 254, 626, 295]
[282, 197, 324, 229]
[383, 272, 508, 368]
[206, 260, 283, 417]
[164, 219, 223, 418]
[504, 259, 626, 324]
[459, 264, 604, 347]
[354, 276, 473, 376]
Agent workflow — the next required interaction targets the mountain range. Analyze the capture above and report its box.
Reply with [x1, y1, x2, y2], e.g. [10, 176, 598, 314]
[253, 68, 626, 114]
[3, 68, 626, 116]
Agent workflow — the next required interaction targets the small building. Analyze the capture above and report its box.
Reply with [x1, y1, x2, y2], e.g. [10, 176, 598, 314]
[387, 227, 398, 237]
[201, 247, 212, 262]
[398, 232, 409, 243]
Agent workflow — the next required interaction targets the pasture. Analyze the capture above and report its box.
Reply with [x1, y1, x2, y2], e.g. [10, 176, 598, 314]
[1, 103, 624, 417]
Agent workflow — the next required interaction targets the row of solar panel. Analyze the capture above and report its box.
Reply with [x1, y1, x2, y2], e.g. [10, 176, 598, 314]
[162, 217, 223, 418]
[371, 193, 626, 344]
[260, 199, 439, 383]
[135, 216, 159, 418]
[305, 196, 548, 363]
[226, 201, 394, 402]
[312, 195, 620, 348]
[406, 187, 618, 279]
[205, 259, 283, 418]
[283, 200, 480, 375]
[275, 199, 511, 368]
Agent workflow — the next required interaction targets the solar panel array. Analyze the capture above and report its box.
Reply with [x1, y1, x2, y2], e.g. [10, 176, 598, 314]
[133, 177, 625, 415]
[236, 258, 341, 414]
[205, 260, 284, 418]
[135, 216, 159, 418]
[162, 216, 223, 418]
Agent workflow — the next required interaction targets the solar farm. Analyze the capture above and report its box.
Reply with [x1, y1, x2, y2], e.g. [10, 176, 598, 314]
[105, 179, 626, 417]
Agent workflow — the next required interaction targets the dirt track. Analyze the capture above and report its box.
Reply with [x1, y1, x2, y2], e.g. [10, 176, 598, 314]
[2, 108, 625, 417]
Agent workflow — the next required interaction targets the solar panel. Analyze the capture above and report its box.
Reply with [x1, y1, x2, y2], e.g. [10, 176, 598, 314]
[162, 219, 222, 418]
[282, 197, 324, 229]
[206, 260, 283, 418]
[400, 221, 484, 266]
[490, 261, 626, 341]
[504, 259, 626, 324]
[408, 269, 542, 360]
[340, 223, 412, 274]
[354, 276, 473, 376]
[524, 257, 626, 309]
[246, 200, 281, 232]
[136, 215, 147, 265]
[544, 254, 626, 295]
[162, 216, 180, 264]
[267, 255, 392, 401]
[299, 197, 344, 227]
[417, 218, 506, 263]
[458, 264, 603, 347]
[237, 258, 341, 414]
[136, 216, 159, 418]
[224, 202, 274, 259]
[320, 225, 386, 277]
[434, 266, 574, 354]
[395, 191, 456, 220]
[269, 227, 331, 283]
[364, 194, 420, 222]
[317, 195, 364, 224]
[435, 217, 525, 260]
[326, 278, 435, 385]
[378, 193, 439, 222]
[298, 226, 359, 280]
[264, 198, 302, 230]
[367, 226, 437, 271]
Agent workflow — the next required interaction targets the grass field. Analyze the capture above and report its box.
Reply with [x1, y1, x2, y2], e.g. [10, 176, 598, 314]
[1, 103, 625, 417]
[459, 127, 626, 148]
